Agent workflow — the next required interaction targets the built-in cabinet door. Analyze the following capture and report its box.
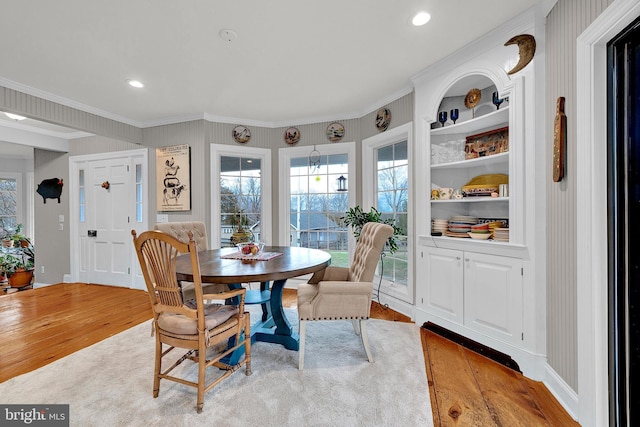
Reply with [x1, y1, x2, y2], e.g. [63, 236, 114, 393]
[463, 253, 523, 345]
[420, 246, 464, 323]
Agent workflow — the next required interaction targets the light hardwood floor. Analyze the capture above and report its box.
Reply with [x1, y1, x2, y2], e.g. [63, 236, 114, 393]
[1, 283, 579, 426]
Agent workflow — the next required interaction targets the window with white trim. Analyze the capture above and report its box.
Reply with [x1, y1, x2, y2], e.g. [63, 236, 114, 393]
[279, 143, 355, 269]
[210, 144, 272, 249]
[362, 123, 412, 304]
[0, 173, 21, 236]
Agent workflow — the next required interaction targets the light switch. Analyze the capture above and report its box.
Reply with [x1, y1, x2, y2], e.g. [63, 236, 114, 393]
[156, 214, 169, 223]
[59, 215, 64, 222]
[59, 223, 64, 231]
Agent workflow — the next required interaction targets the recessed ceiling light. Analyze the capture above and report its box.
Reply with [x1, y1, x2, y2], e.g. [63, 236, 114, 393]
[4, 112, 27, 120]
[127, 79, 144, 88]
[412, 11, 431, 26]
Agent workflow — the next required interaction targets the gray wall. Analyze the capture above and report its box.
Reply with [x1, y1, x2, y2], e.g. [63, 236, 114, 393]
[33, 149, 69, 284]
[545, 0, 614, 392]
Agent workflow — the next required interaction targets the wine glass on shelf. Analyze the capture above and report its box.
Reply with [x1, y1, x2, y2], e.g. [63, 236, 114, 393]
[450, 109, 459, 124]
[438, 111, 447, 127]
[492, 92, 504, 110]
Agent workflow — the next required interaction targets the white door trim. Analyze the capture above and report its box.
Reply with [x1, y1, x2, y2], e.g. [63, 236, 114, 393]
[576, 1, 640, 425]
[68, 148, 148, 288]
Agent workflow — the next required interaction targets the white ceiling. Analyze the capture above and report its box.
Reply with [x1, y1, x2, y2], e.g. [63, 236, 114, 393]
[0, 0, 539, 132]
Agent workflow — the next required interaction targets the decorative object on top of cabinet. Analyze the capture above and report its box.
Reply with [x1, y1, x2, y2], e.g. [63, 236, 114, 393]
[504, 34, 536, 75]
[465, 127, 509, 159]
[492, 92, 505, 110]
[464, 88, 481, 118]
[326, 122, 345, 142]
[232, 125, 251, 143]
[375, 108, 391, 132]
[553, 97, 566, 182]
[450, 109, 459, 124]
[284, 127, 300, 145]
[438, 111, 447, 127]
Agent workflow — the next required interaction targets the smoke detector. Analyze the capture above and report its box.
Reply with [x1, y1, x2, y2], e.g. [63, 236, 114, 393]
[219, 29, 238, 42]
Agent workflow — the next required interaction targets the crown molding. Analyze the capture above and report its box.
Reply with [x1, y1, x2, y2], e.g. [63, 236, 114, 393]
[1, 77, 414, 131]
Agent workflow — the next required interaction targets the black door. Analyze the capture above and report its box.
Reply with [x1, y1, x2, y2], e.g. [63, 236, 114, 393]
[608, 16, 640, 427]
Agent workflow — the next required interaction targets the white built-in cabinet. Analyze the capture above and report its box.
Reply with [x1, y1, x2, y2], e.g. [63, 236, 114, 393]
[419, 247, 523, 347]
[411, 18, 544, 379]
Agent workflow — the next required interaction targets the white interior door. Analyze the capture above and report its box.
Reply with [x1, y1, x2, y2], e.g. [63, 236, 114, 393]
[71, 149, 148, 289]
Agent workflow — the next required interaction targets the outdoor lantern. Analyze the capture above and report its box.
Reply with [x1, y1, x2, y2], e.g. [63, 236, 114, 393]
[337, 175, 347, 191]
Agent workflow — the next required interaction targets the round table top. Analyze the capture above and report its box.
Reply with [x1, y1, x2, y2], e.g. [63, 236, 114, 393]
[175, 246, 331, 284]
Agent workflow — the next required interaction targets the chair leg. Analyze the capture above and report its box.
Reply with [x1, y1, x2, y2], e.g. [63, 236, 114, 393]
[153, 336, 162, 398]
[196, 339, 206, 413]
[244, 316, 252, 376]
[351, 319, 361, 335]
[298, 320, 306, 370]
[359, 320, 374, 363]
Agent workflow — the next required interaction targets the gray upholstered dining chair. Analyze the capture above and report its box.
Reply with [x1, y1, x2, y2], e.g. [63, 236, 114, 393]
[297, 221, 394, 369]
[131, 229, 251, 413]
[154, 221, 226, 300]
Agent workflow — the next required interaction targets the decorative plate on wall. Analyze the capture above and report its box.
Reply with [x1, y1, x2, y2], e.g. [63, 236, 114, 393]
[326, 122, 345, 142]
[284, 127, 300, 145]
[375, 108, 391, 132]
[232, 125, 251, 143]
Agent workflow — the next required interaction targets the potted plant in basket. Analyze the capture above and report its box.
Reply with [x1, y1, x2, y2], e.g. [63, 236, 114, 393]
[342, 206, 403, 254]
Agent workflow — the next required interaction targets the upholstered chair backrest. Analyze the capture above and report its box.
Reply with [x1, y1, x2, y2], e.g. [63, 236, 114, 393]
[348, 222, 394, 283]
[154, 221, 209, 252]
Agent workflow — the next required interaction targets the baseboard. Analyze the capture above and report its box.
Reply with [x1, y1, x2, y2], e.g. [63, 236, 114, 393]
[422, 321, 522, 373]
[543, 364, 579, 421]
[32, 282, 51, 289]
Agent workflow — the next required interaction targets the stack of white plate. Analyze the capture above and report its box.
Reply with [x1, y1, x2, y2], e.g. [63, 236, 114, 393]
[432, 218, 449, 233]
[493, 227, 510, 242]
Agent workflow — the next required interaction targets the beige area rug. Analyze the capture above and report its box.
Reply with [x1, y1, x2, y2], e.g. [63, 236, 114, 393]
[0, 309, 433, 427]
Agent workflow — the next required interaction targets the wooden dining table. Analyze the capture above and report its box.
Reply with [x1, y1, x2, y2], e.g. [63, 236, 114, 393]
[175, 245, 331, 363]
